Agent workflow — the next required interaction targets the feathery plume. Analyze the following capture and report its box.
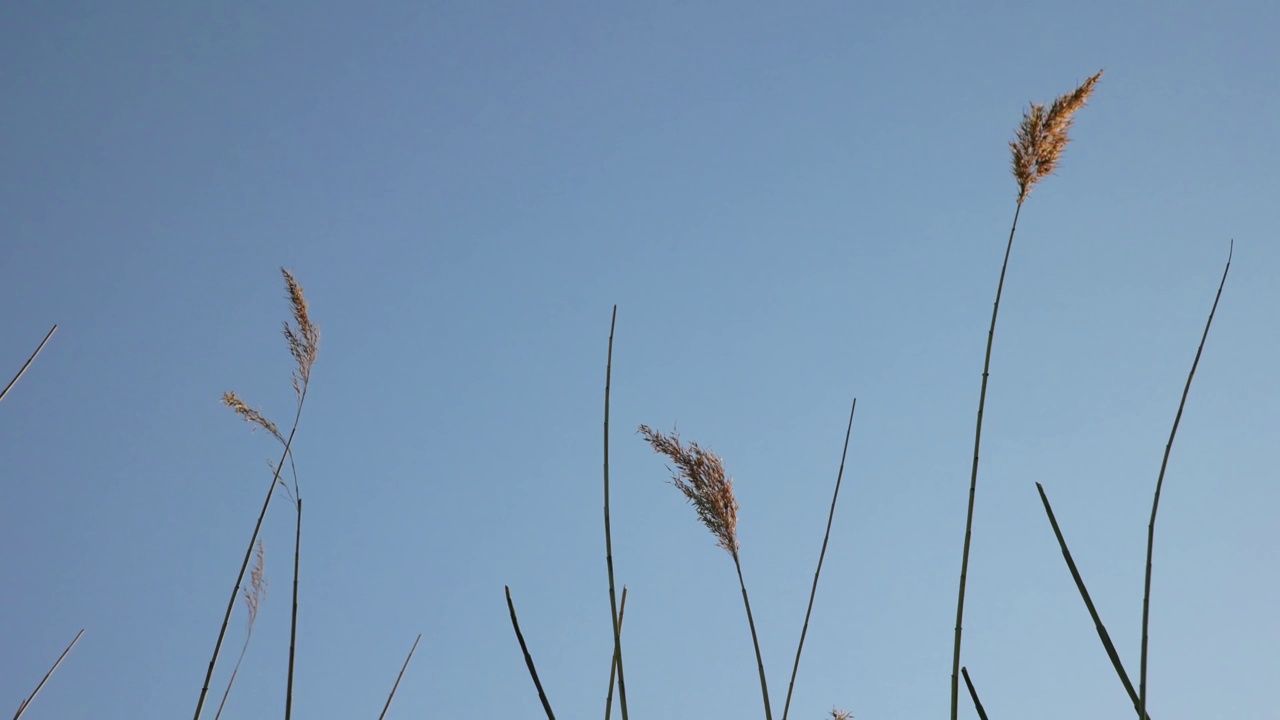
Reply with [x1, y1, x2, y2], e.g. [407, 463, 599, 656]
[222, 391, 283, 443]
[638, 425, 739, 555]
[1011, 70, 1103, 203]
[281, 268, 319, 397]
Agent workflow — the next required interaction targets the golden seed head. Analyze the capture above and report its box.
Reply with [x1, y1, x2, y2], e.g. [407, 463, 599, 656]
[222, 391, 283, 442]
[1011, 70, 1103, 203]
[639, 424, 740, 556]
[280, 268, 320, 396]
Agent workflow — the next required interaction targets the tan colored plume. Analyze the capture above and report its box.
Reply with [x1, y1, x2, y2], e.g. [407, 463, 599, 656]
[638, 425, 740, 555]
[1011, 70, 1103, 203]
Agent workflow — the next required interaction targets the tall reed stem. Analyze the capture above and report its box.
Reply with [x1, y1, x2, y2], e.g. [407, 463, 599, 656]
[604, 587, 628, 720]
[951, 201, 1022, 720]
[194, 406, 304, 720]
[1, 324, 56, 405]
[781, 398, 857, 720]
[602, 306, 630, 720]
[13, 628, 82, 720]
[377, 634, 422, 720]
[733, 553, 773, 720]
[1138, 241, 1231, 720]
[285, 495, 302, 720]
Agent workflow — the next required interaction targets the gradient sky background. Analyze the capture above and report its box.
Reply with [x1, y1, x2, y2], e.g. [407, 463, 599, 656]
[2, 3, 1277, 719]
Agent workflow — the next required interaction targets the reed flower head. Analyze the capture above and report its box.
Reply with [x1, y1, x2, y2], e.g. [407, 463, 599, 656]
[638, 425, 739, 555]
[243, 540, 268, 626]
[281, 268, 320, 397]
[1011, 70, 1103, 203]
[830, 709, 854, 720]
[222, 391, 283, 443]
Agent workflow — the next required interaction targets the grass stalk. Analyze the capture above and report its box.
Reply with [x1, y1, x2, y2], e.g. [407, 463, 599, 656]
[285, 495, 301, 720]
[953, 70, 1101, 720]
[781, 398, 857, 720]
[505, 585, 556, 720]
[213, 541, 267, 720]
[377, 634, 422, 720]
[960, 667, 990, 720]
[951, 201, 1022, 720]
[198, 269, 318, 720]
[194, 411, 303, 720]
[733, 552, 773, 720]
[1, 324, 56, 406]
[1036, 482, 1150, 719]
[1138, 241, 1232, 720]
[604, 586, 628, 720]
[602, 306, 629, 720]
[12, 628, 82, 720]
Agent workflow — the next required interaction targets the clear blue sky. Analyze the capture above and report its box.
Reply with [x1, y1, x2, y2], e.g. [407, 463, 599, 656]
[2, 3, 1276, 718]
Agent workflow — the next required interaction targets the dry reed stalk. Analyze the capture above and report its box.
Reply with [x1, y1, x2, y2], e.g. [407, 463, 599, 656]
[638, 425, 772, 720]
[377, 634, 422, 720]
[780, 398, 857, 720]
[213, 541, 268, 720]
[1138, 241, 1232, 720]
[0, 325, 56, 406]
[601, 306, 630, 720]
[195, 268, 318, 720]
[950, 70, 1101, 720]
[505, 586, 556, 720]
[603, 586, 628, 720]
[12, 628, 82, 720]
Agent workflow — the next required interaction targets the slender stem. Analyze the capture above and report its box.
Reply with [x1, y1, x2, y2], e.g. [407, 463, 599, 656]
[194, 393, 307, 720]
[1036, 483, 1151, 719]
[13, 628, 82, 720]
[604, 586, 628, 720]
[377, 634, 422, 720]
[781, 398, 857, 720]
[1, 325, 57, 406]
[734, 553, 773, 720]
[601, 306, 629, 720]
[952, 201, 1022, 720]
[505, 586, 556, 720]
[1138, 240, 1231, 720]
[959, 667, 990, 720]
[285, 496, 301, 720]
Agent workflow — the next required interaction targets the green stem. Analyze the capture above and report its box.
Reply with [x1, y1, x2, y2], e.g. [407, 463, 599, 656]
[602, 306, 629, 720]
[952, 201, 1022, 720]
[781, 398, 857, 720]
[734, 552, 773, 720]
[1138, 240, 1231, 720]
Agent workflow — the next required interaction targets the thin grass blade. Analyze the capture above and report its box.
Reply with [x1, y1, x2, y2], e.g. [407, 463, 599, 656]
[377, 634, 422, 720]
[1, 325, 56, 406]
[1138, 240, 1232, 720]
[960, 667, 990, 720]
[781, 398, 857, 720]
[13, 628, 82, 720]
[1036, 483, 1150, 719]
[505, 586, 556, 720]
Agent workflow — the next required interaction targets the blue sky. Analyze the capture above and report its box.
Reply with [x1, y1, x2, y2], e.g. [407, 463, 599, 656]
[2, 2, 1277, 718]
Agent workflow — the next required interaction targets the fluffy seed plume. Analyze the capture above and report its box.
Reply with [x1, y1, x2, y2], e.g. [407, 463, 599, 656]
[1011, 70, 1103, 203]
[638, 425, 739, 555]
[244, 540, 268, 624]
[222, 391, 283, 442]
[830, 709, 854, 720]
[281, 268, 320, 397]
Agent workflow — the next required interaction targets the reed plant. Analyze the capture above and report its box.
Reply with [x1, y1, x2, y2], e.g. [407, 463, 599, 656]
[11, 67, 1244, 720]
[949, 70, 1102, 720]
